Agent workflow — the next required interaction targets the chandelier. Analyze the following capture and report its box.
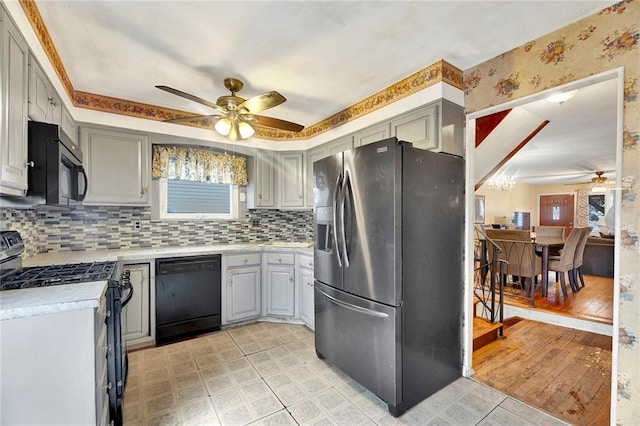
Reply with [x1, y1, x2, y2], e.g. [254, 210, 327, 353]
[487, 172, 517, 191]
[591, 171, 608, 193]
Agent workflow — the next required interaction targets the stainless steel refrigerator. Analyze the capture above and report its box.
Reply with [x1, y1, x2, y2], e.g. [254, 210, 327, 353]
[313, 137, 464, 416]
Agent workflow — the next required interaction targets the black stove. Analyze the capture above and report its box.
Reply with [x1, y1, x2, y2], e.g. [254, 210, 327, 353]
[0, 261, 117, 291]
[0, 230, 130, 426]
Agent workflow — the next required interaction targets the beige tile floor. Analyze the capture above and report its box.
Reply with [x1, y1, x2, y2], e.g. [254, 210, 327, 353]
[123, 322, 567, 425]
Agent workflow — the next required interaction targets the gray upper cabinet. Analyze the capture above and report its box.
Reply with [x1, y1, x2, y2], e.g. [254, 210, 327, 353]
[28, 53, 60, 126]
[326, 135, 353, 155]
[248, 149, 276, 208]
[80, 127, 150, 205]
[0, 6, 30, 196]
[279, 152, 305, 208]
[61, 104, 77, 143]
[305, 145, 329, 208]
[353, 122, 390, 147]
[391, 104, 438, 150]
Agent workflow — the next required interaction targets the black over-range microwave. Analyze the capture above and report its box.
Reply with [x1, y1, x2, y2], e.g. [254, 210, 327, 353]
[27, 121, 87, 207]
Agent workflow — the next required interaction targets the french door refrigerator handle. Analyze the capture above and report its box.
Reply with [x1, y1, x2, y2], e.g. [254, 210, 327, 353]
[340, 170, 350, 267]
[333, 173, 343, 267]
[318, 288, 389, 319]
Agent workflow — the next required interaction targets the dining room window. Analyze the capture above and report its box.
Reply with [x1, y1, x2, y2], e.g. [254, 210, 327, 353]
[588, 194, 605, 227]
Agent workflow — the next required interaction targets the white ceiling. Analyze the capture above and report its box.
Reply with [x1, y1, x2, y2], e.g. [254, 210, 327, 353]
[30, 0, 619, 185]
[491, 76, 618, 186]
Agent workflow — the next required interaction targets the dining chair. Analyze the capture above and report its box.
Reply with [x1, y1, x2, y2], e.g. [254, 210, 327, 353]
[548, 227, 584, 295]
[572, 226, 594, 289]
[486, 235, 541, 302]
[533, 225, 566, 239]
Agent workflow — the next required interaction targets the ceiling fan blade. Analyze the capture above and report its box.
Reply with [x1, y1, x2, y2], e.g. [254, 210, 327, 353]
[156, 85, 227, 114]
[239, 91, 286, 114]
[163, 114, 221, 124]
[250, 114, 304, 132]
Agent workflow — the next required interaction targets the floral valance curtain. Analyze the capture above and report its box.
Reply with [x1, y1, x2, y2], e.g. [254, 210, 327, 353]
[152, 145, 248, 185]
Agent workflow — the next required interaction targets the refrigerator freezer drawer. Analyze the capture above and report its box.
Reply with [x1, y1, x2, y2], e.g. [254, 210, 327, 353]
[314, 281, 401, 408]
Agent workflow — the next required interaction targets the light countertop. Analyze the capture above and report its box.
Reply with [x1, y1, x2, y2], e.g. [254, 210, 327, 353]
[2, 242, 313, 321]
[23, 242, 313, 267]
[0, 281, 106, 321]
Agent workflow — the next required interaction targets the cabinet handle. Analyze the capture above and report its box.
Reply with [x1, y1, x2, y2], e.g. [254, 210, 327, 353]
[278, 257, 282, 263]
[106, 310, 111, 317]
[289, 275, 293, 281]
[244, 258, 248, 264]
[103, 382, 112, 391]
[140, 187, 147, 196]
[25, 161, 35, 168]
[259, 194, 262, 200]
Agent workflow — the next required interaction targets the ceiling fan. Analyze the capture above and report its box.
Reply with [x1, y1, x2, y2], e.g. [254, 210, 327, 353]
[156, 78, 305, 141]
[565, 171, 615, 192]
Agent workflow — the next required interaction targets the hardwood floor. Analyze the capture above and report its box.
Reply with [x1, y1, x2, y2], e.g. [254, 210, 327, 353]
[473, 319, 612, 425]
[500, 273, 613, 324]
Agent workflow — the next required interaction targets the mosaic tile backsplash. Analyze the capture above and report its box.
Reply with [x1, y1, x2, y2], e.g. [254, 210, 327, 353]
[0, 207, 313, 258]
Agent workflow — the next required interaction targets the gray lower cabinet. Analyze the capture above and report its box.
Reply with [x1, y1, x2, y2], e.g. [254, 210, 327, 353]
[0, 289, 108, 425]
[121, 263, 151, 343]
[0, 5, 29, 196]
[297, 254, 314, 329]
[264, 252, 295, 317]
[222, 253, 262, 324]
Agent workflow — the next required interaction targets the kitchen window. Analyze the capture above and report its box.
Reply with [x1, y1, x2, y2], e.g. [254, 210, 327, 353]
[151, 145, 247, 219]
[154, 178, 240, 219]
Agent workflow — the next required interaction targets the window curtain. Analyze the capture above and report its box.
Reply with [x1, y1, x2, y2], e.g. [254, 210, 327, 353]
[152, 145, 248, 185]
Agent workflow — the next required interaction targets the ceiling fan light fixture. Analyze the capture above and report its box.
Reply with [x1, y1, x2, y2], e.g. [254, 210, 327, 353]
[238, 121, 255, 139]
[215, 117, 232, 136]
[546, 89, 578, 104]
[591, 185, 607, 193]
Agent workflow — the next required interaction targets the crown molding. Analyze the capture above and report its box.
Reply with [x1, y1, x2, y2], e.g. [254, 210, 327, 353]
[19, 0, 463, 142]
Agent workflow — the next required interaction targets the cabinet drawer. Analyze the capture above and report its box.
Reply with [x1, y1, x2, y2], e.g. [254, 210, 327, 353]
[266, 253, 295, 265]
[226, 253, 261, 267]
[298, 254, 314, 269]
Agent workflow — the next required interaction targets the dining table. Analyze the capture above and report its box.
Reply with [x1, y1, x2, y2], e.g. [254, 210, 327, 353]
[534, 236, 566, 298]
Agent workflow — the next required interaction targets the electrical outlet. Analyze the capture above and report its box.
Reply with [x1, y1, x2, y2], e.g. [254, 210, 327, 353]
[132, 220, 142, 231]
[251, 219, 260, 227]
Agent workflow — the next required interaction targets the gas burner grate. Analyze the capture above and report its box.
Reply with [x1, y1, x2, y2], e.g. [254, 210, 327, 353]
[0, 261, 117, 291]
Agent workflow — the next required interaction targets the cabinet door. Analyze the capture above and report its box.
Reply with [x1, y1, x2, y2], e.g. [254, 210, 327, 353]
[266, 265, 295, 317]
[121, 263, 150, 342]
[81, 127, 150, 205]
[391, 104, 438, 150]
[227, 266, 261, 322]
[279, 152, 304, 208]
[28, 54, 50, 122]
[299, 267, 314, 329]
[28, 53, 61, 126]
[0, 9, 29, 195]
[353, 122, 390, 147]
[255, 150, 276, 207]
[61, 105, 77, 143]
[327, 135, 353, 155]
[305, 145, 329, 208]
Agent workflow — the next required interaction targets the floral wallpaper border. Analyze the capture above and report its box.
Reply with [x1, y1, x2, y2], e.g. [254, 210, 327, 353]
[17, 0, 462, 142]
[464, 1, 639, 423]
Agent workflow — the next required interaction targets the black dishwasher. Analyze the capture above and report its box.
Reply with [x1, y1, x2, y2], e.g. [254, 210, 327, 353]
[155, 255, 221, 345]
